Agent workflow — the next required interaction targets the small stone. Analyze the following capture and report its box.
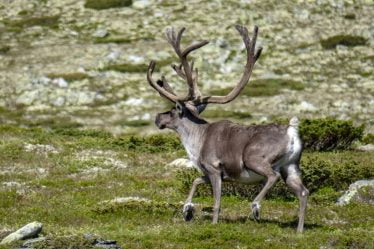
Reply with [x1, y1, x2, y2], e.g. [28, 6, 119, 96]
[21, 237, 46, 248]
[295, 101, 317, 112]
[52, 78, 68, 88]
[93, 29, 109, 38]
[128, 55, 144, 63]
[0, 222, 42, 244]
[16, 90, 40, 106]
[356, 144, 374, 152]
[52, 96, 65, 107]
[106, 51, 121, 61]
[133, 0, 151, 9]
[124, 97, 144, 106]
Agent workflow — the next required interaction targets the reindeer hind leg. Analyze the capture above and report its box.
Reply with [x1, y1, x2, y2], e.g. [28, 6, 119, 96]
[281, 164, 309, 233]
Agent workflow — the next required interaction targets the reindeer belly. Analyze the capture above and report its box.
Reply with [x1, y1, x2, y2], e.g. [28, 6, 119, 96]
[224, 168, 265, 184]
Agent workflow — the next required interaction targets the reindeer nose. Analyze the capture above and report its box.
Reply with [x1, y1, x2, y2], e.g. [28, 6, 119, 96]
[155, 114, 165, 129]
[155, 114, 161, 125]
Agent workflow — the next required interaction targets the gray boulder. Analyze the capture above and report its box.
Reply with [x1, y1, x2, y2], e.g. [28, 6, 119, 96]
[0, 222, 42, 244]
[337, 180, 374, 205]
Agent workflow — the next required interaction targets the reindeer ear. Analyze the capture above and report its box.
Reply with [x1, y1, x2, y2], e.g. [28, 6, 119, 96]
[175, 101, 184, 116]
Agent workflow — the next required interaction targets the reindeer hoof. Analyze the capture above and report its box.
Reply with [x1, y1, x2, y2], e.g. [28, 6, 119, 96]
[251, 202, 261, 221]
[183, 203, 195, 221]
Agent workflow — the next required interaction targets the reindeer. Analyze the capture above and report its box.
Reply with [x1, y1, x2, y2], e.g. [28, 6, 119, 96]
[147, 25, 309, 233]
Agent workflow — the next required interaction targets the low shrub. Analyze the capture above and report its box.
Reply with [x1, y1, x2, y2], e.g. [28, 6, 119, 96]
[362, 133, 374, 144]
[300, 118, 364, 151]
[321, 35, 367, 49]
[84, 0, 132, 10]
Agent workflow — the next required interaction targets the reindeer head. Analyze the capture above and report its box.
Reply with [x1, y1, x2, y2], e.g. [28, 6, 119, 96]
[147, 25, 262, 130]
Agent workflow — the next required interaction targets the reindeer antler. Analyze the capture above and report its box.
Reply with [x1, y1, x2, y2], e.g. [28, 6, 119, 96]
[147, 25, 262, 107]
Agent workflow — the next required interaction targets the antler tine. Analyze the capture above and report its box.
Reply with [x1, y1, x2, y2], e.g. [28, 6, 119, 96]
[176, 28, 186, 54]
[147, 61, 183, 102]
[158, 75, 176, 95]
[193, 68, 202, 97]
[235, 25, 251, 51]
[255, 47, 263, 62]
[193, 25, 261, 105]
[181, 40, 210, 58]
[171, 64, 186, 80]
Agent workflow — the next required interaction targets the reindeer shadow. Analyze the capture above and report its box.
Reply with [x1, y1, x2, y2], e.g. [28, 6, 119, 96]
[201, 214, 322, 230]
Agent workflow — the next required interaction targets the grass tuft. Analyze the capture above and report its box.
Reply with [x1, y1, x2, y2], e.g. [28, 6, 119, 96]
[84, 0, 132, 10]
[46, 72, 91, 82]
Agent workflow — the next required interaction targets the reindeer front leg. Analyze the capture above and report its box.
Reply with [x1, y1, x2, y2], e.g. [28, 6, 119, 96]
[209, 173, 222, 224]
[183, 176, 209, 221]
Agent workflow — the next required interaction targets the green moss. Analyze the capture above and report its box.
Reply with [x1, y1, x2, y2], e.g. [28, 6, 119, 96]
[121, 119, 151, 127]
[210, 78, 304, 97]
[110, 133, 183, 153]
[5, 15, 60, 29]
[46, 72, 91, 82]
[94, 36, 132, 44]
[321, 35, 367, 49]
[102, 63, 148, 73]
[0, 45, 10, 54]
[102, 57, 175, 73]
[343, 13, 356, 20]
[94, 34, 155, 44]
[94, 199, 180, 214]
[84, 0, 132, 10]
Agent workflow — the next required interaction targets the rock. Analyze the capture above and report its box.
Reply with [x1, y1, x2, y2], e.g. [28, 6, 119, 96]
[106, 51, 121, 61]
[168, 158, 196, 169]
[24, 143, 59, 155]
[107, 196, 151, 204]
[20, 237, 47, 248]
[356, 144, 374, 152]
[52, 96, 65, 107]
[16, 90, 40, 106]
[127, 55, 144, 63]
[34, 77, 51, 86]
[337, 180, 374, 205]
[124, 97, 144, 106]
[2, 181, 23, 188]
[133, 0, 151, 9]
[76, 91, 96, 105]
[52, 78, 68, 88]
[0, 222, 42, 244]
[295, 101, 317, 112]
[84, 234, 122, 249]
[93, 29, 109, 38]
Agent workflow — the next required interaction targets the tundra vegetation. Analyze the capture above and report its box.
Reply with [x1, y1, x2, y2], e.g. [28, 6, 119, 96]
[0, 0, 373, 248]
[0, 119, 373, 248]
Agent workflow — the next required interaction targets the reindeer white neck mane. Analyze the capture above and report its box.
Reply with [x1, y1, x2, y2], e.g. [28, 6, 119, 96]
[176, 118, 207, 165]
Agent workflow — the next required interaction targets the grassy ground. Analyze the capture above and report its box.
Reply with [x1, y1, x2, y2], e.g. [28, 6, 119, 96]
[0, 125, 373, 248]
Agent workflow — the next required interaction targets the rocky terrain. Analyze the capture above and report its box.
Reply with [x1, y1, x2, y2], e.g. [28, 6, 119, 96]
[0, 0, 373, 134]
